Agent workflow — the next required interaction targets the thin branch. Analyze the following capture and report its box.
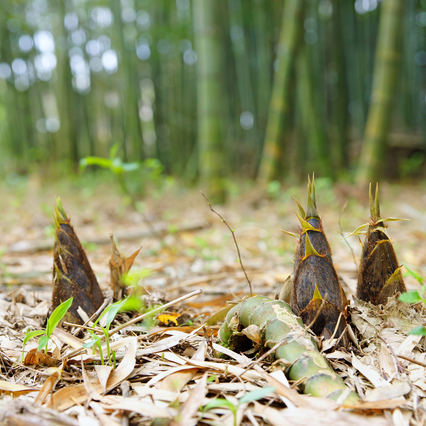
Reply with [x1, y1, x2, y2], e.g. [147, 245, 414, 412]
[396, 354, 426, 368]
[71, 296, 112, 336]
[201, 192, 253, 297]
[60, 289, 202, 360]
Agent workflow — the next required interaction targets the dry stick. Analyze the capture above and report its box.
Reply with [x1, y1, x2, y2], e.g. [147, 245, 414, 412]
[60, 289, 203, 361]
[396, 354, 426, 368]
[201, 192, 253, 297]
[70, 296, 113, 336]
[338, 201, 358, 269]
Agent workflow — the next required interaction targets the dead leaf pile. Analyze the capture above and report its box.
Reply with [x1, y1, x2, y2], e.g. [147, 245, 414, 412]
[1, 183, 426, 424]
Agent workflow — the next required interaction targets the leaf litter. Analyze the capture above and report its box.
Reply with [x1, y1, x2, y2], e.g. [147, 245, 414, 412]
[1, 181, 426, 425]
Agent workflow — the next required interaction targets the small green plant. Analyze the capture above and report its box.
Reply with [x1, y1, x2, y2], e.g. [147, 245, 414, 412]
[21, 297, 73, 359]
[83, 295, 142, 367]
[266, 180, 281, 199]
[203, 387, 275, 426]
[399, 152, 425, 179]
[398, 266, 426, 335]
[79, 144, 164, 201]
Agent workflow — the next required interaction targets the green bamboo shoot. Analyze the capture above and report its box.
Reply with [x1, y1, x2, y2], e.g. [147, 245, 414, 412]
[355, 0, 404, 184]
[219, 295, 359, 404]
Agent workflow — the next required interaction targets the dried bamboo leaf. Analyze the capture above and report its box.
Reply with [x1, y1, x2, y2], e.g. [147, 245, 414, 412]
[170, 373, 207, 426]
[49, 338, 137, 411]
[109, 235, 141, 301]
[35, 370, 61, 405]
[24, 349, 61, 367]
[351, 355, 388, 388]
[99, 398, 173, 419]
[365, 381, 411, 402]
[95, 365, 113, 395]
[0, 380, 39, 395]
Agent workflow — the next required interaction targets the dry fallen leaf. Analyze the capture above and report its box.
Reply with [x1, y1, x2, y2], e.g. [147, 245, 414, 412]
[24, 349, 61, 367]
[49, 337, 137, 410]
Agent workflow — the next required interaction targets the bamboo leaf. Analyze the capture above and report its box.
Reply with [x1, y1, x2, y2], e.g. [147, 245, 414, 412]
[238, 386, 276, 405]
[203, 398, 235, 411]
[402, 265, 424, 285]
[46, 297, 73, 337]
[409, 326, 426, 336]
[398, 291, 423, 304]
[37, 335, 50, 352]
[304, 233, 321, 258]
[292, 197, 306, 218]
[79, 157, 113, 170]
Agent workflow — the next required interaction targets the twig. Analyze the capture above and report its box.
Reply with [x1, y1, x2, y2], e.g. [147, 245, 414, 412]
[71, 296, 112, 336]
[396, 354, 426, 368]
[201, 192, 253, 297]
[60, 289, 203, 360]
[338, 201, 358, 269]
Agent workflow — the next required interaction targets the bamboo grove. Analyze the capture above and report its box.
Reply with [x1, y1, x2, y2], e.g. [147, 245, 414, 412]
[0, 1, 426, 197]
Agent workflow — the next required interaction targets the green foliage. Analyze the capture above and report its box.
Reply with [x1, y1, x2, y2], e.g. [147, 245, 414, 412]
[266, 180, 281, 199]
[83, 295, 143, 367]
[79, 144, 164, 199]
[399, 266, 426, 336]
[399, 153, 425, 179]
[203, 387, 275, 426]
[21, 297, 73, 358]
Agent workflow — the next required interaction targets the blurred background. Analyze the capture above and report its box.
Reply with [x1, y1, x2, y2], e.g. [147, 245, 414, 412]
[0, 0, 425, 202]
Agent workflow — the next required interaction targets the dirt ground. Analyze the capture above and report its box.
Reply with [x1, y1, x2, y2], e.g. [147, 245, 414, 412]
[1, 175, 426, 425]
[1, 176, 426, 301]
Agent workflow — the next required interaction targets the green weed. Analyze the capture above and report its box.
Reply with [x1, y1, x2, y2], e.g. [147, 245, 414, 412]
[203, 386, 276, 426]
[83, 295, 143, 367]
[21, 297, 73, 359]
[399, 266, 426, 335]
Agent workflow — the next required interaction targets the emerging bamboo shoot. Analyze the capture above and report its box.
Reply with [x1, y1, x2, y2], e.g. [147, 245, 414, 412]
[219, 295, 359, 403]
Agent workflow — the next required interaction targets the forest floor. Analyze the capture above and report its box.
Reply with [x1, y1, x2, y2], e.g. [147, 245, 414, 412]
[1, 174, 426, 425]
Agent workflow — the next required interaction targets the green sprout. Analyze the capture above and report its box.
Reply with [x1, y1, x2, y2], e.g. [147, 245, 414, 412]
[202, 386, 276, 426]
[79, 143, 163, 202]
[83, 295, 142, 367]
[21, 297, 73, 359]
[399, 266, 426, 335]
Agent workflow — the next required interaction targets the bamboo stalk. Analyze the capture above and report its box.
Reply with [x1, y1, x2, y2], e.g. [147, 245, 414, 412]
[193, 0, 226, 203]
[257, 0, 304, 182]
[355, 0, 404, 184]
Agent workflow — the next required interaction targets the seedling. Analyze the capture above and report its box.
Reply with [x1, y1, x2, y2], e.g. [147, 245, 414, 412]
[83, 295, 142, 367]
[21, 297, 73, 359]
[399, 266, 426, 335]
[203, 387, 276, 426]
[79, 144, 163, 201]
